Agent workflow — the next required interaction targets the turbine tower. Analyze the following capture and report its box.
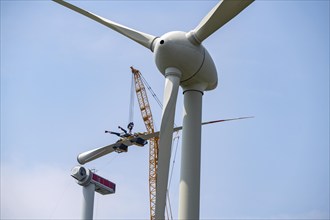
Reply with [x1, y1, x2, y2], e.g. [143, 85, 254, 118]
[71, 166, 116, 220]
[53, 1, 254, 219]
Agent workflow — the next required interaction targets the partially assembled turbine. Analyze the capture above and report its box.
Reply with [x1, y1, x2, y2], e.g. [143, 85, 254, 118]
[53, 0, 254, 219]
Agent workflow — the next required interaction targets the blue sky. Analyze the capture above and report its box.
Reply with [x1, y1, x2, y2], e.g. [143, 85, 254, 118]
[1, 0, 329, 219]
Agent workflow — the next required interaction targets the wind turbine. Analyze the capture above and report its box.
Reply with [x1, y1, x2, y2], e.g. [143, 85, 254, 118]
[53, 0, 254, 219]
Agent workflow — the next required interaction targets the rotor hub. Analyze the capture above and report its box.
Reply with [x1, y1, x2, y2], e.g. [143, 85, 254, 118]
[154, 31, 218, 91]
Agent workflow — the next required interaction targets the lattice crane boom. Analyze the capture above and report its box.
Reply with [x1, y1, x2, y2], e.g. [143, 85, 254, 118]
[130, 67, 159, 220]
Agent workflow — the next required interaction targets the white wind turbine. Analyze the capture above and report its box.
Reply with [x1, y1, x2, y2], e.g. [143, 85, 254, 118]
[53, 0, 254, 219]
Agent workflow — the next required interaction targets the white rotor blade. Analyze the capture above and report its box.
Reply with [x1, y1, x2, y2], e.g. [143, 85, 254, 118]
[201, 116, 254, 125]
[53, 0, 157, 51]
[155, 69, 181, 219]
[77, 116, 253, 164]
[192, 0, 254, 43]
[77, 143, 117, 165]
[143, 116, 254, 140]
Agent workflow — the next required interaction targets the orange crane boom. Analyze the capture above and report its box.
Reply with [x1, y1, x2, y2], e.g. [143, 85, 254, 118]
[130, 67, 158, 220]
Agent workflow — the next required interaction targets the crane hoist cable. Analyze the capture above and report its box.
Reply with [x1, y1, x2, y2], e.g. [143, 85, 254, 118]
[129, 72, 135, 125]
[165, 134, 180, 220]
[139, 74, 163, 109]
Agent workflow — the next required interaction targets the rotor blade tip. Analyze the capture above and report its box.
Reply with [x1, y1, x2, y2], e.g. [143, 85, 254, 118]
[77, 156, 85, 165]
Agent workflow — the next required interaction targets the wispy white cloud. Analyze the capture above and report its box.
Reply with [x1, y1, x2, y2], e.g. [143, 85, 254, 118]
[1, 162, 149, 219]
[1, 163, 79, 219]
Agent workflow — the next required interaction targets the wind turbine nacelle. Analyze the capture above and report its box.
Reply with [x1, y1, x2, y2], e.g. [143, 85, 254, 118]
[71, 166, 116, 195]
[154, 31, 218, 91]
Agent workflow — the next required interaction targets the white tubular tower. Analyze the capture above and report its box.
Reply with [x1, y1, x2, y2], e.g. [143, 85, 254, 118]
[179, 88, 203, 219]
[71, 166, 116, 220]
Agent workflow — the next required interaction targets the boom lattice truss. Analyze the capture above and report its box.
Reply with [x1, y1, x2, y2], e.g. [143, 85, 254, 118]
[131, 67, 159, 220]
